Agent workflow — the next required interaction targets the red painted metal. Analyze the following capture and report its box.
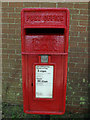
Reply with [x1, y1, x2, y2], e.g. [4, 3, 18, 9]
[21, 8, 69, 115]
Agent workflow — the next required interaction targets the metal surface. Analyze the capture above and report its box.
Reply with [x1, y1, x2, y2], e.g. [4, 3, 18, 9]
[41, 55, 48, 63]
[21, 8, 69, 115]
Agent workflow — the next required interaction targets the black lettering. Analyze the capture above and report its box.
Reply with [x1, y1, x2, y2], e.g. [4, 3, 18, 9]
[40, 70, 46, 72]
[42, 80, 48, 82]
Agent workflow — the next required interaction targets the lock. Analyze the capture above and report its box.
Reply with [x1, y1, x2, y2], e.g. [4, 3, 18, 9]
[41, 55, 48, 63]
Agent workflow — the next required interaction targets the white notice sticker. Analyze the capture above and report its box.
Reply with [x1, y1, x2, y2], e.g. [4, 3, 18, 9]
[35, 65, 54, 98]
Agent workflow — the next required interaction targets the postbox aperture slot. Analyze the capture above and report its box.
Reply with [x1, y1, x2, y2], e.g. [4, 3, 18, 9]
[25, 28, 65, 35]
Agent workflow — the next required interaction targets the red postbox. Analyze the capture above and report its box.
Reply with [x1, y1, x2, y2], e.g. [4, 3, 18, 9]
[21, 8, 69, 115]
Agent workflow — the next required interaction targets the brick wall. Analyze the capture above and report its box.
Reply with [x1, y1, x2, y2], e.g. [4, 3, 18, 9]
[2, 2, 89, 114]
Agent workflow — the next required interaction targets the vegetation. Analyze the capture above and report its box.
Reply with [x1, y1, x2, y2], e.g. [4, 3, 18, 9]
[2, 102, 90, 119]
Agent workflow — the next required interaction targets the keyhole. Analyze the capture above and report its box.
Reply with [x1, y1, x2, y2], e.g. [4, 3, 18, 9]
[31, 83, 33, 86]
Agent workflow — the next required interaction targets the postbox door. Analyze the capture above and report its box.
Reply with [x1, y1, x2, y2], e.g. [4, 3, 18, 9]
[24, 55, 64, 112]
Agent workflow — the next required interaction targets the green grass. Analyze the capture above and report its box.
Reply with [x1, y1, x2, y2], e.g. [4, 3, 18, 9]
[2, 102, 90, 119]
[2, 103, 40, 119]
